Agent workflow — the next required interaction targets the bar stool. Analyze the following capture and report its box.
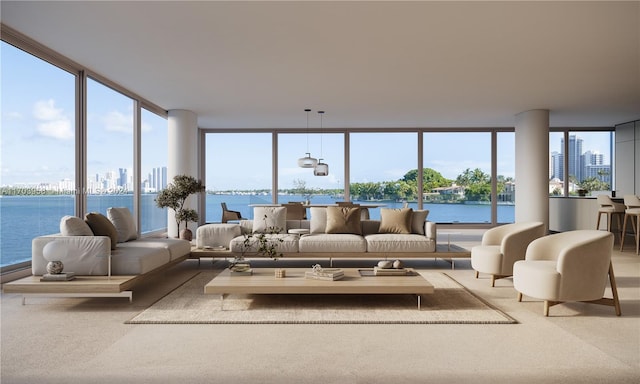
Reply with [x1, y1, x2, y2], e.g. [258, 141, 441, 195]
[595, 195, 625, 243]
[620, 195, 640, 254]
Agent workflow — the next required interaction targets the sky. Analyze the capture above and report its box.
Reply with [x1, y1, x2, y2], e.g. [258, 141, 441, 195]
[1, 41, 610, 191]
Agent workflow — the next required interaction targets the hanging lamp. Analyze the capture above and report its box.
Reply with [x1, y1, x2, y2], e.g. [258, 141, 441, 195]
[314, 110, 329, 176]
[297, 108, 318, 168]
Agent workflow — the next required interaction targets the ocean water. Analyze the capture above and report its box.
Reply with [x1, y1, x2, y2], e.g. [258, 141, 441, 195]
[0, 194, 514, 267]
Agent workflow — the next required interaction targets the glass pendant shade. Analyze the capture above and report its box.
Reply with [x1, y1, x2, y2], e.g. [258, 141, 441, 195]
[314, 159, 329, 176]
[298, 153, 318, 168]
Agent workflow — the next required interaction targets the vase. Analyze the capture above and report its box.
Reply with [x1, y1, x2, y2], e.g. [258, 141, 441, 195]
[180, 228, 193, 241]
[46, 260, 64, 274]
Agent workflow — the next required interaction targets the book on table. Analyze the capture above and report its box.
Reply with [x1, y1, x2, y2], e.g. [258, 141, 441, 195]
[305, 268, 344, 281]
[373, 267, 409, 276]
[40, 272, 76, 281]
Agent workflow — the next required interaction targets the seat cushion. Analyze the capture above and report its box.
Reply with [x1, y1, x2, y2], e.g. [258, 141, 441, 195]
[118, 238, 191, 261]
[229, 233, 300, 254]
[365, 234, 435, 253]
[110, 246, 171, 275]
[513, 260, 560, 301]
[298, 234, 366, 253]
[471, 245, 503, 275]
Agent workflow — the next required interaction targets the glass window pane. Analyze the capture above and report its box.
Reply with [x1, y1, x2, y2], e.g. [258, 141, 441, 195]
[86, 78, 134, 215]
[549, 132, 565, 196]
[350, 133, 417, 220]
[141, 109, 168, 233]
[205, 133, 272, 221]
[1, 42, 76, 267]
[278, 133, 344, 206]
[570, 132, 613, 196]
[423, 132, 491, 223]
[497, 132, 515, 223]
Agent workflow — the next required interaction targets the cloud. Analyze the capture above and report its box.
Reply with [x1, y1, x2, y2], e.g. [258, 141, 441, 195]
[2, 111, 23, 120]
[104, 110, 133, 133]
[33, 99, 73, 140]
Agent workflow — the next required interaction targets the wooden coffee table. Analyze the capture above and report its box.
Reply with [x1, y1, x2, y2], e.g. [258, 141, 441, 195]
[204, 268, 434, 310]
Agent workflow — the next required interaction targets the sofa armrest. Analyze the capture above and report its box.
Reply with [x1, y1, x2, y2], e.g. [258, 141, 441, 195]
[425, 221, 437, 241]
[32, 235, 111, 276]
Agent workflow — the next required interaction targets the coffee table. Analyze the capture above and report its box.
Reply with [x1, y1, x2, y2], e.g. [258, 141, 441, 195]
[204, 268, 434, 310]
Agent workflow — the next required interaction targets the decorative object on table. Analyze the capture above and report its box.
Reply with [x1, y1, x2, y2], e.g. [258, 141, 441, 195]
[297, 109, 318, 168]
[377, 260, 393, 269]
[274, 269, 286, 278]
[238, 214, 284, 261]
[154, 174, 205, 239]
[46, 260, 65, 274]
[229, 257, 252, 275]
[373, 266, 409, 276]
[305, 264, 344, 281]
[42, 240, 66, 274]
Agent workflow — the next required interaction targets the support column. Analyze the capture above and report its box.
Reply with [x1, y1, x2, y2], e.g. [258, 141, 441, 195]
[515, 110, 549, 232]
[168, 109, 198, 238]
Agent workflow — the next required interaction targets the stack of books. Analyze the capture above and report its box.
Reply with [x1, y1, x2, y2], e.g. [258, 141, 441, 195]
[373, 267, 408, 276]
[40, 272, 76, 282]
[305, 268, 344, 281]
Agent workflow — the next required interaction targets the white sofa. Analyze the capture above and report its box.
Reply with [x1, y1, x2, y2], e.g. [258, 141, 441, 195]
[32, 209, 191, 276]
[197, 206, 438, 260]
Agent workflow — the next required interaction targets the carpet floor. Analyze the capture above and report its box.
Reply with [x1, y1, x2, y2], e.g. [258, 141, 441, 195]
[126, 270, 516, 324]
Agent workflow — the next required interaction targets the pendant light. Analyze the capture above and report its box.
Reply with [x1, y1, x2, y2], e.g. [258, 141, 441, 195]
[314, 110, 329, 176]
[297, 108, 318, 168]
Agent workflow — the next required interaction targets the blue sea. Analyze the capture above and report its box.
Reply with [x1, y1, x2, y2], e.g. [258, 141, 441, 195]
[0, 194, 514, 267]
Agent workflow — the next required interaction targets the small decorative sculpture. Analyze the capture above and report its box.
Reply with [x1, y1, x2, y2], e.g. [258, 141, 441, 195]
[46, 260, 64, 274]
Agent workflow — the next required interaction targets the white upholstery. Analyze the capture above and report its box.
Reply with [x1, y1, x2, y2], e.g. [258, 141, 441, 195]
[196, 223, 241, 249]
[513, 230, 618, 316]
[32, 235, 110, 275]
[230, 233, 300, 254]
[365, 233, 435, 253]
[298, 234, 367, 253]
[471, 222, 545, 286]
[117, 238, 191, 261]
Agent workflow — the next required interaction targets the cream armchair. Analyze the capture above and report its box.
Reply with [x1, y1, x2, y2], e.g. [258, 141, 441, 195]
[471, 222, 545, 287]
[513, 230, 620, 317]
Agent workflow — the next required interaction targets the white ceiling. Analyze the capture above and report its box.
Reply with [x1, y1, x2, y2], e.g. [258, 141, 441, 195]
[2, 1, 639, 129]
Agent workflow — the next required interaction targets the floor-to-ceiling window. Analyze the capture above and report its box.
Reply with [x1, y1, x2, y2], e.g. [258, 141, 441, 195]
[350, 132, 417, 220]
[277, 132, 345, 205]
[86, 78, 134, 216]
[0, 41, 76, 268]
[141, 108, 168, 233]
[497, 132, 515, 223]
[423, 132, 493, 223]
[205, 133, 272, 221]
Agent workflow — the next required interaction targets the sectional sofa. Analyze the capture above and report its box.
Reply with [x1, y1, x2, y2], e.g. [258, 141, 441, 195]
[196, 206, 442, 261]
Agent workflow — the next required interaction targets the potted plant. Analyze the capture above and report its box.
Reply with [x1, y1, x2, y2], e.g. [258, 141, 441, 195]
[155, 174, 205, 240]
[231, 215, 284, 273]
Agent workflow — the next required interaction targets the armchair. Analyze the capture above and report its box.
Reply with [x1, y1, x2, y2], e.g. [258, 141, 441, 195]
[620, 194, 640, 254]
[513, 230, 620, 316]
[221, 202, 244, 223]
[471, 222, 545, 287]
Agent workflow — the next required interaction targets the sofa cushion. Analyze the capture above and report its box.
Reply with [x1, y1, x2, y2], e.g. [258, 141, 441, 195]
[411, 210, 430, 235]
[229, 233, 300, 254]
[107, 207, 138, 242]
[379, 208, 412, 234]
[118, 238, 191, 261]
[60, 215, 94, 236]
[110, 246, 171, 275]
[366, 233, 436, 253]
[252, 206, 286, 233]
[85, 212, 118, 250]
[298, 234, 367, 253]
[310, 207, 328, 234]
[326, 206, 362, 234]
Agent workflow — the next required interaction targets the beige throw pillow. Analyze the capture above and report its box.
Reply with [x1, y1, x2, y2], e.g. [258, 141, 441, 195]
[310, 207, 328, 234]
[107, 207, 138, 242]
[60, 215, 94, 236]
[379, 208, 413, 234]
[252, 206, 286, 233]
[325, 206, 362, 234]
[411, 210, 429, 235]
[85, 212, 118, 250]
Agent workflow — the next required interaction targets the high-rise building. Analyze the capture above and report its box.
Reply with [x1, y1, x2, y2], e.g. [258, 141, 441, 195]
[561, 135, 583, 182]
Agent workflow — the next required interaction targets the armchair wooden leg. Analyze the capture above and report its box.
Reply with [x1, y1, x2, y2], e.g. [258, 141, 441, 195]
[491, 275, 495, 287]
[475, 270, 479, 279]
[620, 214, 629, 251]
[544, 301, 550, 316]
[517, 292, 522, 302]
[586, 262, 622, 316]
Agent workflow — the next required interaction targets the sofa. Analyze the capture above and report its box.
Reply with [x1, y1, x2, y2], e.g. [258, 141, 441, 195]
[32, 208, 191, 276]
[196, 206, 438, 260]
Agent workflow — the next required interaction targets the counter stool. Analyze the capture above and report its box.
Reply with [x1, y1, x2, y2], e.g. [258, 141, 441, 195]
[595, 195, 625, 243]
[620, 195, 640, 255]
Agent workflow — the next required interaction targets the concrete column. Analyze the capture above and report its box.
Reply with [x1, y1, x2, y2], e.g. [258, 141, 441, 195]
[167, 109, 198, 238]
[515, 109, 549, 232]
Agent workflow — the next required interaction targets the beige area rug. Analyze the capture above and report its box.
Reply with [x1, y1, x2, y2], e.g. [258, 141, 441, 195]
[126, 271, 516, 324]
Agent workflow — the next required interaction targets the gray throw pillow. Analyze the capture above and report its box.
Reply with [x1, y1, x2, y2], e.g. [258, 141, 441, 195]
[85, 212, 118, 250]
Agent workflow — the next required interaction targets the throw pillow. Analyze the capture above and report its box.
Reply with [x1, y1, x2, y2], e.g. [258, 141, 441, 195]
[252, 206, 286, 233]
[310, 207, 327, 234]
[107, 207, 138, 242]
[411, 210, 430, 235]
[60, 215, 94, 236]
[325, 206, 362, 234]
[85, 212, 118, 250]
[379, 208, 413, 234]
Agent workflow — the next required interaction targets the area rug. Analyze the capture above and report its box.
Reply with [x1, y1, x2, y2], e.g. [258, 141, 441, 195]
[126, 271, 516, 324]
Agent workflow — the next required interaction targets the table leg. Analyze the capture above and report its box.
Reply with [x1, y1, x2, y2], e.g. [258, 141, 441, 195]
[220, 294, 225, 311]
[417, 295, 421, 310]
